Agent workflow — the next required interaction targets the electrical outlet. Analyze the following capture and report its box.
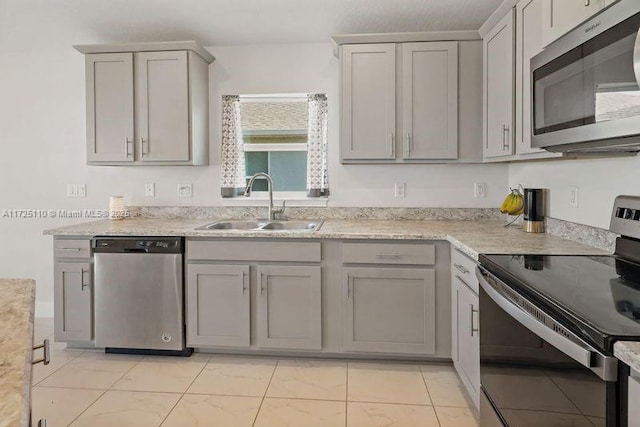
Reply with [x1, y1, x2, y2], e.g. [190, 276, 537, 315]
[394, 183, 406, 198]
[474, 183, 487, 198]
[569, 186, 579, 207]
[177, 183, 193, 198]
[66, 184, 86, 198]
[145, 183, 155, 197]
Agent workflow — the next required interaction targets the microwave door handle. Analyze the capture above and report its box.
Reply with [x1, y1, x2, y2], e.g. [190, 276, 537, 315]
[476, 267, 617, 382]
[634, 29, 640, 88]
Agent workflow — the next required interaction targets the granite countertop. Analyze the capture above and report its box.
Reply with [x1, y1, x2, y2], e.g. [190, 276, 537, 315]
[0, 279, 35, 427]
[43, 218, 609, 259]
[614, 341, 640, 376]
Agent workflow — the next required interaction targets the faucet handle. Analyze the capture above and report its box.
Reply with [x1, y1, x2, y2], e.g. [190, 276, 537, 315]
[273, 200, 287, 219]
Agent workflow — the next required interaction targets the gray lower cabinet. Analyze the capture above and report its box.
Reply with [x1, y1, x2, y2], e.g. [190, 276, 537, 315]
[452, 276, 480, 405]
[54, 261, 92, 341]
[343, 267, 436, 354]
[257, 265, 322, 350]
[186, 264, 250, 348]
[630, 374, 640, 427]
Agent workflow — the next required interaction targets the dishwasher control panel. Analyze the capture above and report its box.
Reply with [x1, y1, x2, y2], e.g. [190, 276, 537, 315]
[93, 237, 183, 253]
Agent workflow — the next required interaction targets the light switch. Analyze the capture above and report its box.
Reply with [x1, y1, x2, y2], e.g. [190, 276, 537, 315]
[66, 184, 86, 198]
[474, 183, 487, 198]
[569, 186, 579, 208]
[395, 183, 406, 198]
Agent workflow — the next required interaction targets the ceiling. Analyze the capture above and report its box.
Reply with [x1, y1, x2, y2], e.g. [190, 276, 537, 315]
[1, 0, 501, 48]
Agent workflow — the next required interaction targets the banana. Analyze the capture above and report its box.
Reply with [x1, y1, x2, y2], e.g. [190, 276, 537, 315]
[500, 189, 524, 215]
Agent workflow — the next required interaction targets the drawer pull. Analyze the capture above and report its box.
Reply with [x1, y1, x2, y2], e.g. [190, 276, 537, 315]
[81, 268, 89, 290]
[38, 420, 47, 427]
[32, 339, 50, 366]
[454, 263, 470, 274]
[59, 248, 83, 251]
[376, 253, 403, 259]
[471, 305, 479, 336]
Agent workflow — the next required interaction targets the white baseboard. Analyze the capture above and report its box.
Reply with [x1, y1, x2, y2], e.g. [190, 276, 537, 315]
[36, 302, 54, 318]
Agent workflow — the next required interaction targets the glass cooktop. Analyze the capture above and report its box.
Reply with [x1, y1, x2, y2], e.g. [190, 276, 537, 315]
[479, 254, 640, 352]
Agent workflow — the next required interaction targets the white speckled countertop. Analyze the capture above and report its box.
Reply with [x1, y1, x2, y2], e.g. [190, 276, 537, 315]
[614, 341, 640, 376]
[0, 279, 35, 427]
[43, 218, 609, 259]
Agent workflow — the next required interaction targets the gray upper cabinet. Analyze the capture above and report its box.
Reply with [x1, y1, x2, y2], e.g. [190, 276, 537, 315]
[343, 267, 436, 355]
[257, 265, 322, 350]
[341, 44, 397, 161]
[402, 42, 459, 160]
[136, 51, 190, 163]
[77, 42, 212, 166]
[483, 9, 515, 159]
[85, 53, 135, 163]
[54, 261, 92, 342]
[186, 264, 250, 348]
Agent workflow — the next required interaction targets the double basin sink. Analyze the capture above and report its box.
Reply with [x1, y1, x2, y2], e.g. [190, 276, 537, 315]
[196, 219, 324, 232]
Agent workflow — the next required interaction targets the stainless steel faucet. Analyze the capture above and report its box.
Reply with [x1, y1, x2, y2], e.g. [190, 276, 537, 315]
[244, 173, 285, 220]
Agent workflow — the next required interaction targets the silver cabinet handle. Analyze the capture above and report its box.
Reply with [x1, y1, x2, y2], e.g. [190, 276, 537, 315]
[58, 248, 83, 252]
[585, 0, 590, 6]
[38, 419, 47, 427]
[260, 273, 265, 295]
[470, 305, 479, 336]
[241, 271, 247, 295]
[634, 29, 640, 88]
[454, 263, 470, 274]
[502, 124, 510, 151]
[376, 253, 403, 259]
[407, 133, 412, 157]
[390, 133, 396, 158]
[346, 278, 353, 299]
[125, 137, 133, 157]
[141, 137, 148, 156]
[32, 339, 50, 366]
[81, 268, 89, 290]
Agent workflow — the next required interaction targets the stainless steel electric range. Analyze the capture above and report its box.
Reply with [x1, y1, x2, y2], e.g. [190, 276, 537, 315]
[477, 196, 640, 427]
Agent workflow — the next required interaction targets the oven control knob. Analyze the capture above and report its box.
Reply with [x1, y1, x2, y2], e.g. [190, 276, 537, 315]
[161, 334, 172, 343]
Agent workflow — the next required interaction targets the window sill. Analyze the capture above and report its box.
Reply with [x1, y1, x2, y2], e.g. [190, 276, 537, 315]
[222, 194, 329, 208]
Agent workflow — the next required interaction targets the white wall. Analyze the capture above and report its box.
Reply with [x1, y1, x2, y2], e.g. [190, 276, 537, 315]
[509, 156, 640, 229]
[0, 39, 507, 314]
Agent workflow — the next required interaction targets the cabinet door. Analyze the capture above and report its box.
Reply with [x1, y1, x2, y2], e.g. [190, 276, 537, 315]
[186, 264, 250, 348]
[341, 44, 396, 161]
[54, 262, 92, 341]
[86, 53, 134, 163]
[402, 42, 458, 160]
[343, 268, 436, 354]
[257, 265, 322, 350]
[456, 277, 480, 401]
[136, 51, 190, 162]
[630, 375, 640, 427]
[542, 0, 605, 47]
[484, 9, 515, 159]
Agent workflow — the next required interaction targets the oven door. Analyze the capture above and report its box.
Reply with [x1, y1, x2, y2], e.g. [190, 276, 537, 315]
[531, 2, 640, 152]
[477, 267, 619, 427]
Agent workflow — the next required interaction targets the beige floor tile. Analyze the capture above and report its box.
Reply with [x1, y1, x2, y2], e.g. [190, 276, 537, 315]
[32, 345, 84, 385]
[162, 394, 261, 427]
[188, 356, 277, 397]
[112, 354, 209, 393]
[348, 363, 431, 405]
[501, 409, 593, 427]
[347, 402, 439, 427]
[421, 365, 471, 408]
[435, 406, 479, 427]
[31, 386, 104, 427]
[39, 352, 142, 389]
[254, 398, 346, 427]
[70, 390, 180, 427]
[267, 359, 347, 401]
[551, 371, 607, 417]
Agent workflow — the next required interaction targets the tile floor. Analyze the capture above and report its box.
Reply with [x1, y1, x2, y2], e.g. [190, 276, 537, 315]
[31, 318, 478, 427]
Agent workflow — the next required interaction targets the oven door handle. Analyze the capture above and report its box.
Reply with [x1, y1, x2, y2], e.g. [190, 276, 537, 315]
[477, 267, 618, 382]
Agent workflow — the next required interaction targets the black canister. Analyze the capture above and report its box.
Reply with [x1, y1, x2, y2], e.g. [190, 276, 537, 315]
[523, 188, 545, 233]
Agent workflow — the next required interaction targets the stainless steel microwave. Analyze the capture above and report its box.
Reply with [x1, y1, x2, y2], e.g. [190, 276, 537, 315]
[531, 0, 640, 155]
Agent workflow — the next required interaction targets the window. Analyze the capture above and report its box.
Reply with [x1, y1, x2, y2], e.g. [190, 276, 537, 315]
[220, 93, 328, 199]
[240, 97, 308, 192]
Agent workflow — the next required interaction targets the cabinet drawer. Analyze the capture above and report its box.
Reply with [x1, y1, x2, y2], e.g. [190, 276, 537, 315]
[342, 243, 435, 265]
[451, 248, 478, 292]
[187, 240, 321, 263]
[54, 239, 91, 259]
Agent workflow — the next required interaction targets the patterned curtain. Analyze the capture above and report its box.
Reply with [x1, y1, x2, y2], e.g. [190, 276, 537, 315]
[220, 95, 246, 197]
[306, 94, 329, 197]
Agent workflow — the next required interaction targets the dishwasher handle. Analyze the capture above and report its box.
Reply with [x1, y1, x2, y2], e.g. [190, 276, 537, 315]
[123, 248, 149, 253]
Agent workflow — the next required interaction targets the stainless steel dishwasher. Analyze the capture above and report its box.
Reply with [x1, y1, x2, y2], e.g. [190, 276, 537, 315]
[93, 237, 191, 356]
